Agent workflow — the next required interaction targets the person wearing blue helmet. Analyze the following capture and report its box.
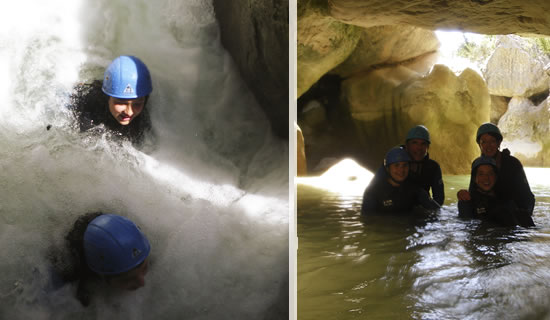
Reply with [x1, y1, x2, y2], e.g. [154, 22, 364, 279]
[371, 125, 444, 205]
[69, 55, 154, 146]
[457, 123, 535, 216]
[361, 146, 440, 215]
[458, 156, 534, 227]
[51, 212, 151, 306]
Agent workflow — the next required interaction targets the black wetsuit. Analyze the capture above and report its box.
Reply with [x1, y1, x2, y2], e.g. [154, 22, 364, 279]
[458, 189, 534, 227]
[374, 152, 444, 205]
[468, 149, 535, 215]
[361, 166, 440, 215]
[69, 80, 152, 147]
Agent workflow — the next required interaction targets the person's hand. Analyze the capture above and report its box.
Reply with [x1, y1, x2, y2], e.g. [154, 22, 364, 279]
[457, 189, 471, 201]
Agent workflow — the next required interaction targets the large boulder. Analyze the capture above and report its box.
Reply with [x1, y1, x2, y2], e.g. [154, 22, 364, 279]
[490, 95, 510, 124]
[297, 1, 361, 97]
[484, 36, 550, 97]
[333, 25, 440, 78]
[498, 96, 550, 166]
[212, 0, 289, 138]
[343, 64, 490, 174]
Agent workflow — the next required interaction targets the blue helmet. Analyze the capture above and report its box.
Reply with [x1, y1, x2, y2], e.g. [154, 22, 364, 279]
[472, 155, 497, 171]
[406, 125, 430, 144]
[84, 214, 151, 275]
[476, 123, 502, 143]
[384, 146, 411, 167]
[102, 55, 153, 99]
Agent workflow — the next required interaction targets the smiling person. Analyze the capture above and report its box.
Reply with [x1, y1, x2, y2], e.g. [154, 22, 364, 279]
[457, 123, 535, 216]
[403, 125, 444, 205]
[361, 146, 440, 215]
[51, 212, 151, 306]
[458, 156, 534, 227]
[69, 55, 153, 147]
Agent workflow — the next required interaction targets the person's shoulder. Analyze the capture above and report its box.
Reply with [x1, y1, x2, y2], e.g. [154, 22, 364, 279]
[423, 155, 441, 167]
[501, 148, 524, 167]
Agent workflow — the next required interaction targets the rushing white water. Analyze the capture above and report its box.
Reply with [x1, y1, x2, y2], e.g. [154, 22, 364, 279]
[0, 1, 289, 319]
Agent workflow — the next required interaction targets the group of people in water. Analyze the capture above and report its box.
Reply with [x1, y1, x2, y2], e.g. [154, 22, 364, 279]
[49, 55, 155, 306]
[361, 123, 535, 228]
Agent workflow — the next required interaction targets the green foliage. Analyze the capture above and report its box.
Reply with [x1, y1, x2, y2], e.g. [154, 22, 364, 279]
[456, 35, 497, 68]
[529, 37, 550, 56]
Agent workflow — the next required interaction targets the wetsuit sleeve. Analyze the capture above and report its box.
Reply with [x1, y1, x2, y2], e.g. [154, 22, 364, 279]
[361, 185, 377, 215]
[416, 188, 440, 210]
[431, 163, 445, 206]
[361, 168, 385, 215]
[458, 200, 474, 218]
[512, 161, 535, 215]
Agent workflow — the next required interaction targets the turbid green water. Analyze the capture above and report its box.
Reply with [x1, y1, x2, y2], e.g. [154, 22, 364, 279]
[298, 168, 550, 320]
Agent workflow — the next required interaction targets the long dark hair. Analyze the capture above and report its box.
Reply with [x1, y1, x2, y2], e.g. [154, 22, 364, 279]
[52, 212, 103, 306]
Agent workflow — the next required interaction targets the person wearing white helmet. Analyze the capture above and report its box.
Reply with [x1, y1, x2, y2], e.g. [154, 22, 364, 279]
[69, 55, 154, 146]
[457, 123, 535, 216]
[361, 146, 440, 215]
[458, 156, 534, 227]
[51, 212, 151, 306]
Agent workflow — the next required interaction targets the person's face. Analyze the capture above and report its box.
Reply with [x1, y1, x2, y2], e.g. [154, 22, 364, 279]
[388, 161, 409, 183]
[479, 133, 501, 158]
[108, 258, 149, 291]
[475, 164, 497, 192]
[108, 96, 145, 125]
[405, 138, 429, 161]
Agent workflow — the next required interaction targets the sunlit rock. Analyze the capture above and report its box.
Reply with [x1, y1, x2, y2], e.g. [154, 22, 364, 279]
[327, 0, 550, 36]
[499, 96, 550, 166]
[297, 0, 361, 97]
[332, 25, 440, 78]
[343, 64, 490, 174]
[484, 36, 550, 97]
[296, 124, 307, 176]
[490, 95, 510, 124]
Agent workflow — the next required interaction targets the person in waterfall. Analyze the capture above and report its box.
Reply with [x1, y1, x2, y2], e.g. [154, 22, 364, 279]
[371, 125, 444, 205]
[361, 146, 441, 215]
[458, 156, 534, 227]
[69, 55, 154, 146]
[456, 123, 535, 216]
[50, 212, 151, 307]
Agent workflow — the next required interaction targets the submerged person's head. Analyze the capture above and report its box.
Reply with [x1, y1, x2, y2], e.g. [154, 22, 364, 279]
[405, 125, 430, 161]
[102, 55, 153, 125]
[384, 146, 410, 184]
[476, 123, 503, 158]
[83, 214, 151, 290]
[472, 156, 498, 193]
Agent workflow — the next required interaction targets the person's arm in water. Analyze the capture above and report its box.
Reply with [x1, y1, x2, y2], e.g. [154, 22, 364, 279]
[361, 184, 378, 215]
[416, 187, 440, 210]
[458, 199, 475, 219]
[430, 163, 445, 206]
[511, 159, 535, 215]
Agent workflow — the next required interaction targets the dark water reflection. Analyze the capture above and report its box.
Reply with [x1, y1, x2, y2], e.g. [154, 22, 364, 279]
[298, 173, 550, 320]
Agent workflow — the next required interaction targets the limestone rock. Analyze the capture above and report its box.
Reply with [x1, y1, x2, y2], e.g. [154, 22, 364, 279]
[343, 64, 490, 174]
[212, 0, 288, 138]
[297, 0, 361, 97]
[484, 36, 550, 97]
[296, 124, 307, 176]
[327, 0, 550, 36]
[498, 97, 550, 166]
[333, 25, 440, 78]
[490, 95, 510, 124]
